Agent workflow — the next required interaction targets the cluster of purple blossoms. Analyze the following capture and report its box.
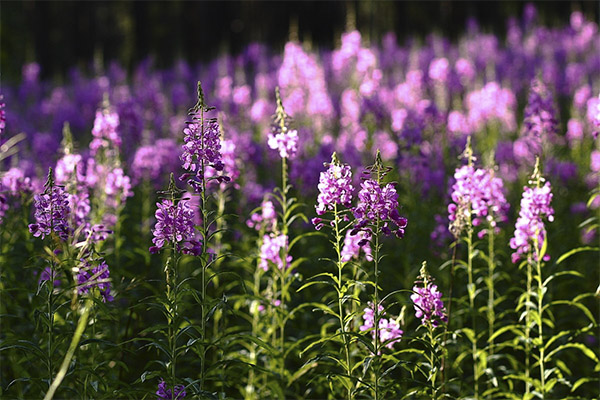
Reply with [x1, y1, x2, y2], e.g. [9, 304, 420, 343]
[259, 233, 292, 271]
[247, 199, 277, 232]
[29, 183, 71, 241]
[180, 117, 228, 191]
[131, 139, 181, 186]
[315, 157, 354, 216]
[514, 79, 558, 163]
[509, 181, 554, 263]
[205, 138, 239, 189]
[267, 126, 298, 159]
[340, 230, 373, 262]
[156, 380, 186, 400]
[411, 280, 448, 328]
[0, 94, 5, 135]
[522, 78, 558, 139]
[448, 165, 509, 238]
[38, 266, 61, 287]
[77, 259, 114, 302]
[149, 199, 201, 255]
[352, 179, 407, 244]
[360, 303, 403, 350]
[89, 108, 121, 156]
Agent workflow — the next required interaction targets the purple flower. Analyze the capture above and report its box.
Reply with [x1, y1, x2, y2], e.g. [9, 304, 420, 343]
[268, 127, 298, 159]
[411, 281, 448, 327]
[38, 267, 61, 287]
[77, 259, 114, 302]
[205, 138, 239, 189]
[259, 234, 292, 271]
[523, 78, 558, 140]
[509, 181, 554, 263]
[29, 176, 71, 241]
[247, 199, 277, 232]
[150, 199, 198, 255]
[89, 108, 121, 156]
[352, 179, 407, 243]
[448, 165, 509, 238]
[180, 115, 227, 191]
[360, 302, 403, 350]
[341, 230, 373, 262]
[156, 379, 186, 400]
[315, 154, 354, 216]
[132, 139, 182, 186]
[0, 94, 5, 135]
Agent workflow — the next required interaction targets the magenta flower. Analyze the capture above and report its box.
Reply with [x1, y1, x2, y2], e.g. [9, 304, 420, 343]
[340, 230, 373, 262]
[29, 174, 71, 241]
[352, 179, 407, 244]
[448, 165, 509, 238]
[315, 155, 354, 216]
[509, 181, 554, 263]
[268, 127, 298, 159]
[360, 302, 403, 350]
[259, 234, 292, 271]
[89, 108, 121, 156]
[156, 380, 186, 400]
[150, 199, 199, 255]
[411, 282, 447, 327]
[77, 259, 114, 302]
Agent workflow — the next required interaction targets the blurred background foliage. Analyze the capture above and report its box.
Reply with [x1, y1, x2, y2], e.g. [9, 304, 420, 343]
[1, 1, 598, 82]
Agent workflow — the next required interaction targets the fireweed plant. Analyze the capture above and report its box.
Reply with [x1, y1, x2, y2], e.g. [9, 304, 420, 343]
[2, 7, 600, 399]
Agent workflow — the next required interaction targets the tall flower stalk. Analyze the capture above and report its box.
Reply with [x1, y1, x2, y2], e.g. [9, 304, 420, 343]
[351, 151, 407, 400]
[179, 81, 228, 391]
[267, 87, 298, 384]
[310, 152, 355, 398]
[510, 157, 554, 398]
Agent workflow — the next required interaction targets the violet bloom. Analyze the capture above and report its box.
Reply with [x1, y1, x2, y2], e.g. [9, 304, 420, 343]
[180, 116, 227, 191]
[340, 230, 373, 262]
[77, 259, 114, 302]
[448, 165, 509, 238]
[315, 154, 354, 216]
[509, 181, 554, 263]
[205, 138, 239, 189]
[156, 380, 186, 400]
[150, 199, 199, 255]
[360, 302, 403, 350]
[29, 180, 71, 241]
[89, 108, 121, 156]
[523, 79, 558, 139]
[352, 179, 407, 244]
[0, 95, 5, 135]
[247, 199, 277, 232]
[267, 127, 298, 159]
[411, 282, 448, 327]
[38, 267, 61, 287]
[259, 234, 292, 271]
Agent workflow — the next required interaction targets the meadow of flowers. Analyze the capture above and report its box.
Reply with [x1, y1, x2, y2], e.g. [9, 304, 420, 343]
[1, 5, 599, 400]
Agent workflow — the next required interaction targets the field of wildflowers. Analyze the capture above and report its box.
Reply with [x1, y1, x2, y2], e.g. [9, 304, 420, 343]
[1, 4, 599, 399]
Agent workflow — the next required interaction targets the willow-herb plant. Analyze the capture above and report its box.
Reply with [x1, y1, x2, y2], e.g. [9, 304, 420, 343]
[448, 137, 481, 399]
[350, 151, 407, 400]
[263, 87, 304, 395]
[179, 81, 230, 396]
[300, 152, 356, 399]
[411, 262, 448, 400]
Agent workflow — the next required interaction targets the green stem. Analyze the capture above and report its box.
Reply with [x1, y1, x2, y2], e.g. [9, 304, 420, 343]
[487, 226, 495, 398]
[47, 263, 55, 390]
[279, 156, 289, 387]
[534, 237, 545, 398]
[43, 298, 93, 400]
[525, 258, 532, 397]
[467, 226, 479, 399]
[427, 323, 438, 400]
[333, 204, 353, 400]
[373, 219, 381, 400]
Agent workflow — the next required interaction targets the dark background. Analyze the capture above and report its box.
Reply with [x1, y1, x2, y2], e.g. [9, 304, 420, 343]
[1, 1, 598, 82]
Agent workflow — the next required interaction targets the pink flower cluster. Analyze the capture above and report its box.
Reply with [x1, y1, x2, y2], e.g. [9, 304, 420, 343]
[360, 303, 403, 350]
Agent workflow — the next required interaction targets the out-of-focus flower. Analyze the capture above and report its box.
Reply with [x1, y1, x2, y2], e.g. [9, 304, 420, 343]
[77, 259, 114, 302]
[259, 233, 291, 271]
[360, 302, 403, 350]
[156, 380, 186, 400]
[509, 173, 554, 263]
[340, 230, 373, 262]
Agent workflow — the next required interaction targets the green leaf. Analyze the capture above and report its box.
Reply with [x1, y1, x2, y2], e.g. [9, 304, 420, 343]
[556, 246, 599, 265]
[545, 342, 599, 364]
